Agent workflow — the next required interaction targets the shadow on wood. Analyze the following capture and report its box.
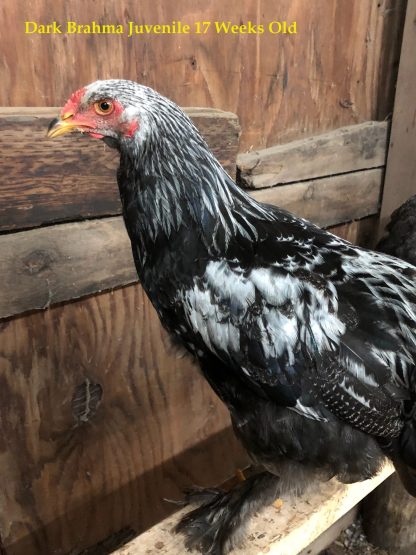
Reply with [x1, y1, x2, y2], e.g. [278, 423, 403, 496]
[0, 284, 248, 555]
[3, 427, 247, 555]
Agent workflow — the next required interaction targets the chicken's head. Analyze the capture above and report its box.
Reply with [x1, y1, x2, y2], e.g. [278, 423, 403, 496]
[47, 79, 176, 149]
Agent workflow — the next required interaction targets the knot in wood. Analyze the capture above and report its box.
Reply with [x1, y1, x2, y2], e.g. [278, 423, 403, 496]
[72, 378, 103, 424]
[22, 249, 54, 275]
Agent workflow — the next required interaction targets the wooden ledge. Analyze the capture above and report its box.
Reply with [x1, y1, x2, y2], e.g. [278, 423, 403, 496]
[237, 121, 388, 189]
[0, 107, 240, 232]
[114, 465, 394, 555]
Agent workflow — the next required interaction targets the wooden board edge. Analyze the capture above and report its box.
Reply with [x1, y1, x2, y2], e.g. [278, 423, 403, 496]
[238, 121, 388, 189]
[0, 170, 382, 320]
[0, 106, 239, 119]
[112, 465, 394, 555]
[250, 168, 383, 228]
[297, 506, 358, 555]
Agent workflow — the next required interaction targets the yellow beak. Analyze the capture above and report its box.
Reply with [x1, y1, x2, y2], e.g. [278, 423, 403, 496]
[47, 114, 94, 138]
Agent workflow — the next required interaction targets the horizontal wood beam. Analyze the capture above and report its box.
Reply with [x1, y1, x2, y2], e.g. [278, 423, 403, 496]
[0, 217, 136, 319]
[238, 121, 388, 189]
[114, 465, 394, 555]
[0, 107, 240, 232]
[251, 168, 383, 228]
[0, 167, 382, 320]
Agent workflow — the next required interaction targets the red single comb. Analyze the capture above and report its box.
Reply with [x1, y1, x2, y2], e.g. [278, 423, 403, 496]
[61, 87, 86, 116]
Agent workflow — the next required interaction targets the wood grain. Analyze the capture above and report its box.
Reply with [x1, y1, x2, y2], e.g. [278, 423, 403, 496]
[251, 168, 383, 228]
[0, 169, 382, 320]
[0, 0, 406, 150]
[0, 107, 240, 232]
[0, 211, 377, 555]
[114, 465, 394, 555]
[238, 121, 388, 189]
[0, 285, 248, 555]
[326, 216, 379, 249]
[378, 0, 416, 235]
[362, 473, 416, 555]
[0, 217, 136, 319]
[0, 4, 407, 555]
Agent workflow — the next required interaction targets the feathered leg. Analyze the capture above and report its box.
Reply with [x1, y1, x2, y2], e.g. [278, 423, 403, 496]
[175, 471, 280, 554]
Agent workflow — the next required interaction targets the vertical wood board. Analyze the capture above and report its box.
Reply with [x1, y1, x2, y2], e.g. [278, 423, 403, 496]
[0, 285, 248, 555]
[378, 0, 416, 234]
[0, 0, 406, 149]
[0, 214, 377, 554]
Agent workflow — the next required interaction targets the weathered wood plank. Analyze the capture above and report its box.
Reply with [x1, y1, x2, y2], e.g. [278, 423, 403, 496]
[0, 169, 382, 320]
[238, 122, 388, 189]
[0, 107, 240, 232]
[251, 168, 383, 228]
[0, 217, 137, 319]
[362, 473, 416, 554]
[0, 1, 406, 151]
[378, 0, 416, 235]
[114, 465, 394, 555]
[0, 285, 248, 555]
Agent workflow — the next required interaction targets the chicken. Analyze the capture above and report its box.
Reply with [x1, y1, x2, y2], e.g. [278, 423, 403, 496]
[377, 195, 416, 265]
[48, 80, 416, 554]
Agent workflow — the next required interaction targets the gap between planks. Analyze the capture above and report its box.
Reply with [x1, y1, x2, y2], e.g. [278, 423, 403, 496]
[0, 107, 240, 232]
[0, 168, 382, 320]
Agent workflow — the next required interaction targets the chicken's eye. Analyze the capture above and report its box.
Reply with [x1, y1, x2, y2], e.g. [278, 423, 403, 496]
[94, 100, 114, 116]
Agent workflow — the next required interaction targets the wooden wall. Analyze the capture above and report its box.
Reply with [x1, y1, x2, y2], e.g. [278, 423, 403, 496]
[0, 109, 248, 555]
[0, 0, 406, 149]
[0, 285, 248, 555]
[378, 0, 416, 234]
[0, 1, 408, 554]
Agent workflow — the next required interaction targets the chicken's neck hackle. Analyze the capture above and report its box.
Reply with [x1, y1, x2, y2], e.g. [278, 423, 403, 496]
[115, 84, 275, 268]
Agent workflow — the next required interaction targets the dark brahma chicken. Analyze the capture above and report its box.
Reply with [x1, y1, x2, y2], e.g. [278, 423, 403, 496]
[48, 80, 416, 554]
[377, 195, 416, 266]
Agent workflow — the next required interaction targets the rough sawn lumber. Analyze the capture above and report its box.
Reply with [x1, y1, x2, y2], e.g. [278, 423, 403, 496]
[378, 0, 416, 235]
[238, 121, 388, 189]
[0, 167, 382, 320]
[0, 217, 137, 318]
[0, 107, 240, 232]
[251, 168, 382, 228]
[113, 465, 394, 555]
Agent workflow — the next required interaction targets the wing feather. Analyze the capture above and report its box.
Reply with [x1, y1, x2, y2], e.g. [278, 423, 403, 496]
[180, 243, 416, 438]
